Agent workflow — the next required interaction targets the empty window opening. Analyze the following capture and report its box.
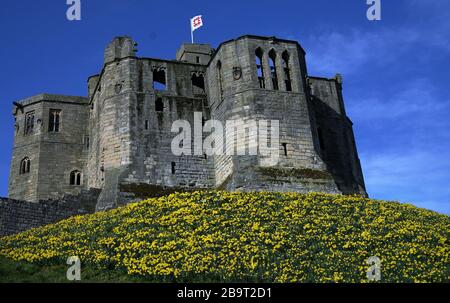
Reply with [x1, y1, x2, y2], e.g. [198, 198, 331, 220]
[318, 127, 325, 151]
[70, 170, 82, 186]
[191, 73, 205, 94]
[155, 98, 164, 112]
[49, 109, 61, 132]
[152, 69, 167, 90]
[145, 120, 149, 130]
[282, 143, 288, 156]
[171, 162, 176, 174]
[217, 61, 224, 100]
[20, 157, 31, 174]
[84, 135, 90, 150]
[255, 48, 265, 88]
[269, 50, 279, 90]
[196, 56, 200, 64]
[24, 111, 35, 135]
[282, 51, 292, 91]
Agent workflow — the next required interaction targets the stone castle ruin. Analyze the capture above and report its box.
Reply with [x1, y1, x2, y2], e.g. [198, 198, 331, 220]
[8, 35, 366, 213]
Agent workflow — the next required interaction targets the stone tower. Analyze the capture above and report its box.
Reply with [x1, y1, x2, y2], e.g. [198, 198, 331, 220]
[9, 94, 89, 201]
[9, 35, 366, 209]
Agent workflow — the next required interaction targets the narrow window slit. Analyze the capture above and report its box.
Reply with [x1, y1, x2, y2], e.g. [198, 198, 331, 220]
[269, 50, 279, 90]
[155, 98, 164, 112]
[282, 143, 288, 156]
[255, 48, 265, 88]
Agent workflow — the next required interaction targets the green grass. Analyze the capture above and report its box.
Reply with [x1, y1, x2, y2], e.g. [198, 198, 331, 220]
[0, 257, 145, 283]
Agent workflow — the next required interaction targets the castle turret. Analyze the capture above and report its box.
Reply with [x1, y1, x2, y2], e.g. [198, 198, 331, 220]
[104, 36, 138, 64]
[176, 43, 213, 65]
[88, 37, 142, 210]
[204, 35, 341, 193]
[9, 94, 89, 201]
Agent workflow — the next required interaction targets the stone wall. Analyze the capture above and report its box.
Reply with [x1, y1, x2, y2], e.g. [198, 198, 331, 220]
[308, 76, 366, 195]
[0, 189, 100, 237]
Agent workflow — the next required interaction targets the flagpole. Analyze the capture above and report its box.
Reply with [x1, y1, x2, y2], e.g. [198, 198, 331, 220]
[190, 18, 194, 44]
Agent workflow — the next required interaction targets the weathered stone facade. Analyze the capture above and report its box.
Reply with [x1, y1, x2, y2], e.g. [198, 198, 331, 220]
[8, 35, 366, 210]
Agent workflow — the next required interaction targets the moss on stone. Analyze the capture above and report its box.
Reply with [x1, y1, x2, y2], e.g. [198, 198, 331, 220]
[256, 167, 333, 180]
[119, 183, 204, 199]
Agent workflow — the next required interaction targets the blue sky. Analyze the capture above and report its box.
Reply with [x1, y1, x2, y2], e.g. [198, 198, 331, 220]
[0, 0, 449, 214]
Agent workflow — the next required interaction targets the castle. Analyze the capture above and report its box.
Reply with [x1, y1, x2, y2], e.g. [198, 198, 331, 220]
[8, 35, 366, 210]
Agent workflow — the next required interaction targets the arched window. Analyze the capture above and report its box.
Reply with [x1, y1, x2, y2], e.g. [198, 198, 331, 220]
[48, 109, 61, 132]
[152, 69, 166, 90]
[268, 49, 279, 90]
[20, 157, 31, 174]
[282, 51, 292, 91]
[155, 98, 164, 112]
[25, 111, 35, 135]
[216, 60, 224, 100]
[70, 170, 82, 186]
[255, 48, 265, 88]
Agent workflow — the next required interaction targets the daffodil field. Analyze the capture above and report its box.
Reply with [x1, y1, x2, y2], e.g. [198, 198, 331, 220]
[0, 192, 448, 282]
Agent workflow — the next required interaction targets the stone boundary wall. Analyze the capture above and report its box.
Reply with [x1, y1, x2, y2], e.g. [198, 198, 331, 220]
[0, 189, 101, 237]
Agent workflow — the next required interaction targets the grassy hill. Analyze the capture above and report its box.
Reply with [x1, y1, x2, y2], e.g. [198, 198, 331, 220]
[0, 191, 448, 283]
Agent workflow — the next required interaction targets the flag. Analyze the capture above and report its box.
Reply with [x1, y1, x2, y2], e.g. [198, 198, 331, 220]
[191, 15, 203, 32]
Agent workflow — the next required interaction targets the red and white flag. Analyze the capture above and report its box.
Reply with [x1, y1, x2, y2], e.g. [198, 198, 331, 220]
[191, 15, 203, 32]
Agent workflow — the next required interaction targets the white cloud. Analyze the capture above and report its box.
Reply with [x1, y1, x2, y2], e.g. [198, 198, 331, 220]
[301, 28, 421, 76]
[297, 14, 450, 77]
[347, 79, 450, 122]
[352, 79, 450, 215]
[361, 150, 450, 215]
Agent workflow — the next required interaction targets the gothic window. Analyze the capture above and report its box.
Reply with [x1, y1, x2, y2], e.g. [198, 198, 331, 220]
[24, 111, 35, 135]
[268, 49, 279, 90]
[217, 61, 224, 100]
[145, 120, 149, 130]
[70, 170, 82, 186]
[20, 157, 31, 174]
[171, 162, 176, 174]
[196, 56, 200, 64]
[282, 51, 292, 91]
[191, 73, 205, 94]
[155, 98, 164, 112]
[255, 48, 265, 88]
[48, 109, 61, 132]
[153, 69, 167, 90]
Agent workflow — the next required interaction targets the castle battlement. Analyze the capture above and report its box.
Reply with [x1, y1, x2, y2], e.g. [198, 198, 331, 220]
[9, 35, 366, 210]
